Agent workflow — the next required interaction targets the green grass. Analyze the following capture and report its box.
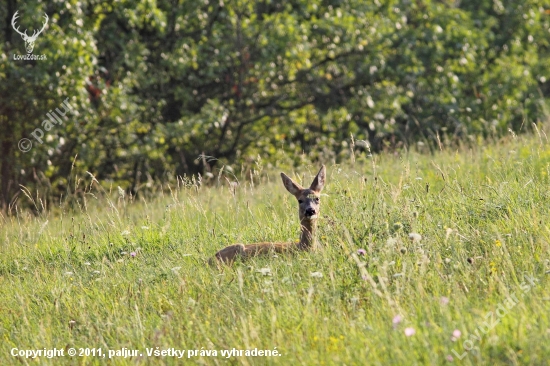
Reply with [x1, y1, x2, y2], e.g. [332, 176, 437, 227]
[1, 133, 550, 365]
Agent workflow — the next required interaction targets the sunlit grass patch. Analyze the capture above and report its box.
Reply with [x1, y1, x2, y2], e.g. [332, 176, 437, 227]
[1, 134, 550, 365]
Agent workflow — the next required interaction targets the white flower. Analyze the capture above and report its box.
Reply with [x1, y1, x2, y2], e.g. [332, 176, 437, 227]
[84, 262, 91, 266]
[171, 267, 182, 272]
[257, 267, 272, 276]
[121, 230, 130, 236]
[386, 237, 398, 246]
[310, 272, 323, 278]
[408, 233, 422, 242]
[64, 271, 74, 276]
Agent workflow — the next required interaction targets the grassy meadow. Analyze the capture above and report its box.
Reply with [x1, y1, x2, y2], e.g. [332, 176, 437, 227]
[2, 133, 550, 365]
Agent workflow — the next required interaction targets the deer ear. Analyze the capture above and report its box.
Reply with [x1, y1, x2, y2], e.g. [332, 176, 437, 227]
[281, 172, 303, 196]
[310, 165, 326, 193]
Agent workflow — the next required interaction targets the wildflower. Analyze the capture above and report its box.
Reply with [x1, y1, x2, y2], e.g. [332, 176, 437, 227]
[451, 329, 461, 341]
[121, 230, 130, 236]
[171, 266, 182, 272]
[84, 262, 91, 266]
[404, 327, 415, 336]
[130, 252, 136, 257]
[257, 267, 272, 276]
[310, 272, 323, 278]
[446, 355, 453, 362]
[121, 251, 127, 255]
[495, 239, 502, 247]
[386, 237, 398, 246]
[357, 249, 367, 256]
[440, 296, 450, 305]
[408, 233, 422, 242]
[64, 271, 74, 276]
[392, 315, 402, 325]
[141, 226, 149, 230]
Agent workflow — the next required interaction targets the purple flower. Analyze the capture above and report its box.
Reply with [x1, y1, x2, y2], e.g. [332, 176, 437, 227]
[392, 315, 402, 325]
[451, 329, 461, 341]
[440, 296, 449, 305]
[130, 252, 137, 257]
[446, 355, 454, 362]
[357, 248, 367, 256]
[404, 327, 415, 336]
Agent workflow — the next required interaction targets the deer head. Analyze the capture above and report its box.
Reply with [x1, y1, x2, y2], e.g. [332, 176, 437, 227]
[11, 11, 49, 54]
[281, 165, 326, 223]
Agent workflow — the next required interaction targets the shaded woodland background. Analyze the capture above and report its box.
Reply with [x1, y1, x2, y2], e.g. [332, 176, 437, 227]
[1, 0, 549, 212]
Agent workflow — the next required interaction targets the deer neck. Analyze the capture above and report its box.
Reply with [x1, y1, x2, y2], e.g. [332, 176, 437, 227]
[298, 219, 317, 250]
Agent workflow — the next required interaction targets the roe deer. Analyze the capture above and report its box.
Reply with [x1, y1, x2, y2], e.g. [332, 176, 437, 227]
[209, 165, 326, 265]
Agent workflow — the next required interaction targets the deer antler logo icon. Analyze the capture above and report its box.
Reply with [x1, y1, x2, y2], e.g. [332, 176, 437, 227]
[11, 11, 48, 54]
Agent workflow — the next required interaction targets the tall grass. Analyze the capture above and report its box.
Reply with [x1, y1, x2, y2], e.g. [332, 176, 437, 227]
[1, 133, 549, 365]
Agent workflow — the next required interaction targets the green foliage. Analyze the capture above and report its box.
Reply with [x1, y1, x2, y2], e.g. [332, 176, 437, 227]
[1, 0, 549, 209]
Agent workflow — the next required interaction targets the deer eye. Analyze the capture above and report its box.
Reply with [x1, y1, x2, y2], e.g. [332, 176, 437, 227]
[315, 198, 320, 203]
[298, 199, 303, 204]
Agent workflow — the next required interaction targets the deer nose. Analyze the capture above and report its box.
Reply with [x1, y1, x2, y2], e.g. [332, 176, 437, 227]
[305, 208, 316, 217]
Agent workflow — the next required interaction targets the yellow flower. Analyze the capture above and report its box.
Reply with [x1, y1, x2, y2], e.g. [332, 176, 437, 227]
[495, 239, 502, 247]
